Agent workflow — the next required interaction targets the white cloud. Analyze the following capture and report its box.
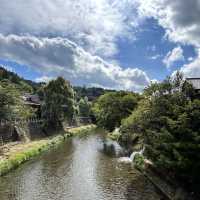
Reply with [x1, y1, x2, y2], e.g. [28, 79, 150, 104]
[0, 34, 150, 91]
[134, 0, 200, 78]
[163, 46, 184, 69]
[149, 54, 161, 60]
[188, 57, 194, 62]
[0, 0, 139, 57]
[136, 0, 200, 47]
[35, 76, 54, 83]
[179, 49, 200, 78]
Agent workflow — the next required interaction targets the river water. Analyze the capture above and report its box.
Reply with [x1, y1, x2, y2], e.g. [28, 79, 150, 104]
[0, 129, 164, 200]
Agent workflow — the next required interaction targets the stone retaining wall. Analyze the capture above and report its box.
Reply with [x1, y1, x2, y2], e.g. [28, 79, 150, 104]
[0, 119, 46, 144]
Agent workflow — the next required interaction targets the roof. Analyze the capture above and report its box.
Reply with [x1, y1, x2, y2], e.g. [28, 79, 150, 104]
[186, 78, 200, 90]
[22, 93, 41, 106]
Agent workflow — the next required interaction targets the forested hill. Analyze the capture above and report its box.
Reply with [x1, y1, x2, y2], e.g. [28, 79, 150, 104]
[0, 66, 114, 100]
[74, 86, 116, 101]
[0, 66, 42, 93]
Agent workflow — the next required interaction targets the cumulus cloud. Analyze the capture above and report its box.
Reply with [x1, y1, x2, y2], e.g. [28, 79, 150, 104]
[0, 0, 139, 57]
[136, 0, 200, 47]
[163, 46, 184, 69]
[35, 76, 54, 83]
[134, 0, 200, 77]
[179, 49, 200, 78]
[0, 34, 150, 91]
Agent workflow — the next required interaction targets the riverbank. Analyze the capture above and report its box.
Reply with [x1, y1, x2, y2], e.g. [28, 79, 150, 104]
[0, 125, 96, 176]
[132, 153, 193, 200]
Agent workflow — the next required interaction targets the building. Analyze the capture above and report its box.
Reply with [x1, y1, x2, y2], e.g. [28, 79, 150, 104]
[186, 78, 200, 98]
[186, 78, 200, 91]
[22, 93, 42, 117]
[22, 93, 41, 106]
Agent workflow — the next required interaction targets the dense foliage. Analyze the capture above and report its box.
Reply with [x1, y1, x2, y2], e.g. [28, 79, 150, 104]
[42, 77, 75, 128]
[0, 82, 34, 120]
[120, 73, 200, 194]
[78, 97, 92, 118]
[0, 66, 41, 93]
[74, 86, 115, 101]
[92, 91, 140, 131]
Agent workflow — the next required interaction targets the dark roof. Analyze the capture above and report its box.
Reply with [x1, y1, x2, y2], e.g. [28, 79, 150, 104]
[186, 78, 200, 90]
[22, 93, 41, 105]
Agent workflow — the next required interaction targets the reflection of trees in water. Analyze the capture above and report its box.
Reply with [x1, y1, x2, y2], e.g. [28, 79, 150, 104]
[102, 142, 116, 156]
[41, 138, 74, 174]
[101, 138, 125, 158]
[0, 133, 164, 200]
[96, 134, 163, 200]
[39, 138, 75, 199]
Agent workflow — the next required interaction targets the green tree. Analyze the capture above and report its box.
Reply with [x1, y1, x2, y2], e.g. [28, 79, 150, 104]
[78, 97, 91, 117]
[92, 91, 140, 131]
[0, 83, 34, 120]
[42, 77, 75, 128]
[121, 72, 200, 194]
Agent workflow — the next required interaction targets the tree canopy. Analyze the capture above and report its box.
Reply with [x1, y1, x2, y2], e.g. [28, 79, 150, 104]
[42, 77, 75, 127]
[78, 97, 91, 118]
[120, 72, 200, 194]
[0, 83, 34, 120]
[92, 91, 140, 131]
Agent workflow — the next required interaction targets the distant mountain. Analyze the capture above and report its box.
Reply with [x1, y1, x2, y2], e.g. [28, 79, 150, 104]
[74, 86, 116, 101]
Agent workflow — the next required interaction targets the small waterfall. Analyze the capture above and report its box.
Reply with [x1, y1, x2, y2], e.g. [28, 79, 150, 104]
[118, 147, 145, 163]
[130, 147, 145, 162]
[114, 128, 120, 133]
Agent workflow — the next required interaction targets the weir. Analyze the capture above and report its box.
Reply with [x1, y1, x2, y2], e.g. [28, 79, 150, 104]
[118, 146, 145, 163]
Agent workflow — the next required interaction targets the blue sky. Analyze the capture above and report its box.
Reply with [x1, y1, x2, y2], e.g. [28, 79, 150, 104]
[116, 18, 196, 81]
[0, 0, 200, 91]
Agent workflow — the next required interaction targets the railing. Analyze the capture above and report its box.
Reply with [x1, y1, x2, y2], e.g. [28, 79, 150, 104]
[0, 118, 44, 126]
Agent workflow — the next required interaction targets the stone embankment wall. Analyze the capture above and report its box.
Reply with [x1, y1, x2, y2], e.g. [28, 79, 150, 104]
[0, 119, 46, 145]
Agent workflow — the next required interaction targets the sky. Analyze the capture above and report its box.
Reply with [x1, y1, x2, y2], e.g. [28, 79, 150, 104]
[0, 0, 200, 92]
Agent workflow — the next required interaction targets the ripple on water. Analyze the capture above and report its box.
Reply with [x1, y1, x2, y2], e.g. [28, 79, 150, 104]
[0, 131, 164, 200]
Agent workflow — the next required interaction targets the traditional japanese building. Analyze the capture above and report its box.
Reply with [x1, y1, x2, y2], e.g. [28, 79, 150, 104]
[186, 78, 200, 98]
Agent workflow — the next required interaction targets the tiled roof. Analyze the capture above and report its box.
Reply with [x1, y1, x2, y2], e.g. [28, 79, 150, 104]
[186, 78, 200, 90]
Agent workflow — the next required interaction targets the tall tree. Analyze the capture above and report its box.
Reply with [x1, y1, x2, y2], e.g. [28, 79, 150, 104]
[0, 83, 34, 120]
[78, 97, 91, 118]
[92, 91, 140, 131]
[121, 72, 200, 194]
[42, 77, 75, 128]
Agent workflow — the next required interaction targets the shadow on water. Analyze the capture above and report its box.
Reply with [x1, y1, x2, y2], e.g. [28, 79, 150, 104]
[0, 129, 164, 200]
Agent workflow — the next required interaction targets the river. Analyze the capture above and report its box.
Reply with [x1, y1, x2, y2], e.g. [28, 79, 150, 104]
[0, 129, 164, 200]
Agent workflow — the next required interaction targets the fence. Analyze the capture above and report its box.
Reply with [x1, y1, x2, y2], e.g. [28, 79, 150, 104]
[0, 118, 44, 126]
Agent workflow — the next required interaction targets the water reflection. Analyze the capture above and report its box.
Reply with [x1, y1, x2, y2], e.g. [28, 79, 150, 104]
[0, 129, 164, 200]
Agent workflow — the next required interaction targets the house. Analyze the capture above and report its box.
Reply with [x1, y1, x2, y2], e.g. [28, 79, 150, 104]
[186, 78, 200, 98]
[22, 93, 42, 117]
[22, 93, 40, 103]
[186, 78, 200, 91]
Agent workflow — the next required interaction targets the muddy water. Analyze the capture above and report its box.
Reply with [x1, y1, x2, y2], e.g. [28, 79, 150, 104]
[0, 129, 164, 200]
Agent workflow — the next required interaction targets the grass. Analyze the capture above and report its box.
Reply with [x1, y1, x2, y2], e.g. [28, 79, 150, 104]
[133, 154, 145, 171]
[0, 125, 96, 176]
[107, 130, 121, 141]
[66, 124, 96, 136]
